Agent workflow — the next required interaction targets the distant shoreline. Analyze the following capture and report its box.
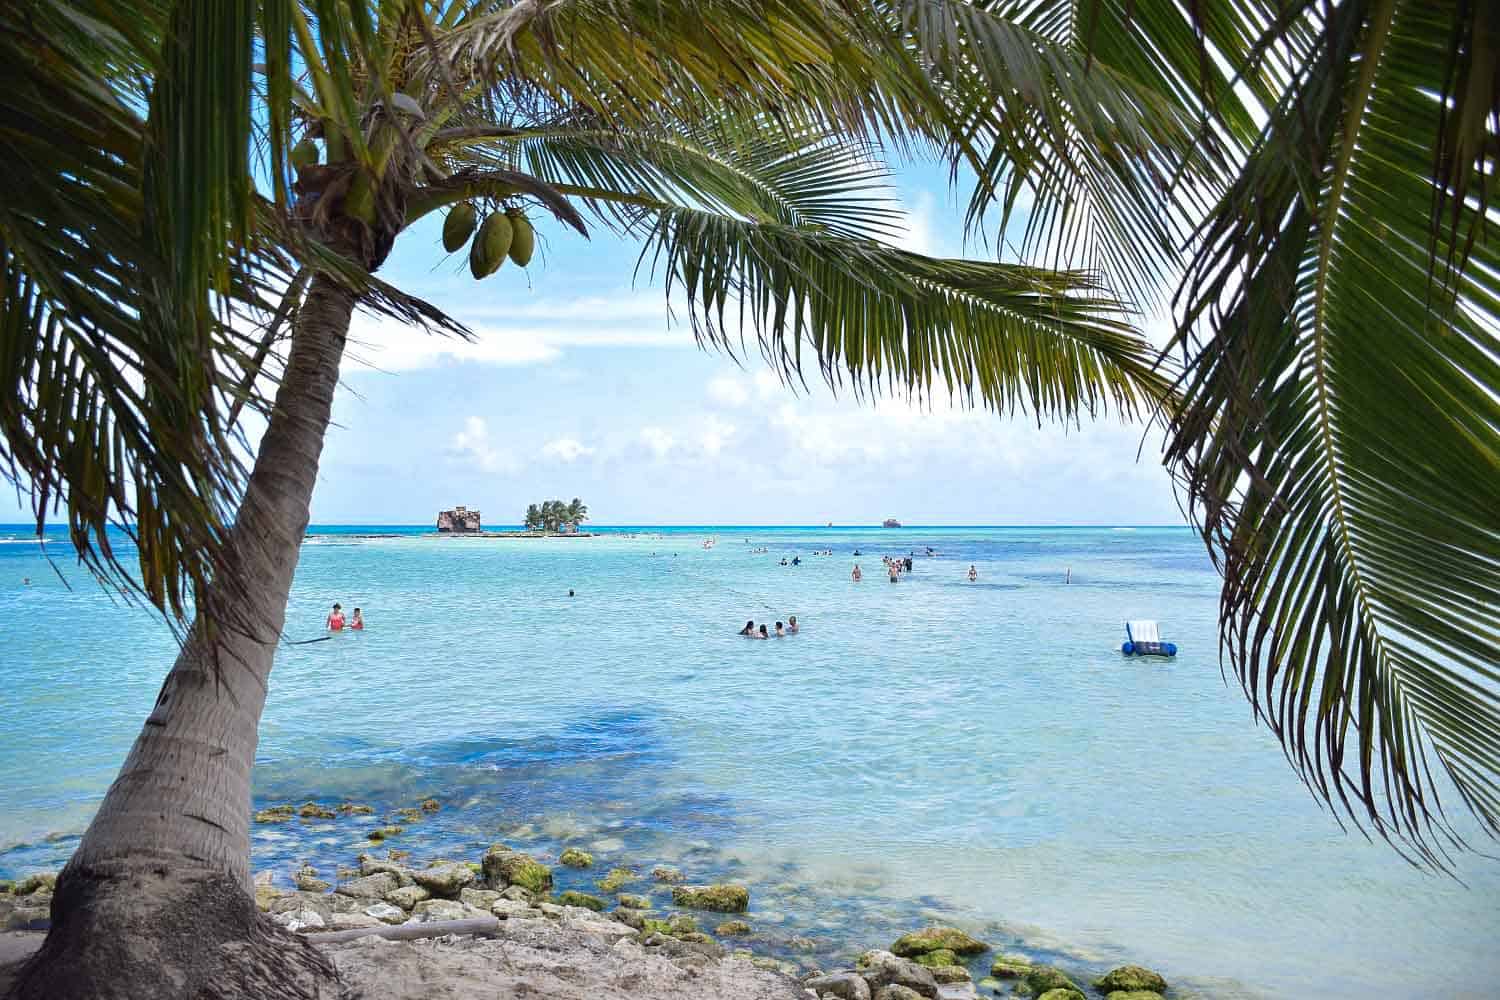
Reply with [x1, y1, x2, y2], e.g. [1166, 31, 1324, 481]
[305, 531, 596, 540]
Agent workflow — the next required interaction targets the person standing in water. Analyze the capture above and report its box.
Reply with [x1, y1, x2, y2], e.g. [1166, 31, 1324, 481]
[851, 564, 863, 582]
[757, 624, 770, 639]
[739, 620, 756, 636]
[774, 621, 786, 637]
[788, 616, 799, 633]
[967, 565, 978, 582]
[327, 603, 346, 631]
[351, 608, 364, 630]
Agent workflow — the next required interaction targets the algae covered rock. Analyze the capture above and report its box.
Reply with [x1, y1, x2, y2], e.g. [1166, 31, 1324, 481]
[929, 965, 972, 984]
[912, 949, 959, 968]
[556, 890, 606, 911]
[804, 971, 872, 1000]
[410, 861, 474, 898]
[337, 802, 374, 816]
[384, 887, 432, 911]
[651, 865, 685, 883]
[459, 887, 501, 910]
[1104, 992, 1165, 1000]
[977, 977, 1003, 992]
[482, 846, 552, 894]
[596, 866, 638, 892]
[297, 801, 336, 819]
[715, 919, 752, 936]
[362, 901, 405, 925]
[419, 798, 441, 813]
[559, 847, 594, 868]
[671, 882, 749, 912]
[1095, 966, 1168, 993]
[1024, 967, 1080, 994]
[858, 950, 939, 999]
[254, 805, 295, 823]
[10, 874, 56, 897]
[410, 898, 467, 922]
[254, 883, 285, 911]
[873, 986, 925, 1000]
[612, 906, 654, 930]
[617, 892, 651, 909]
[892, 926, 989, 957]
[336, 872, 397, 899]
[990, 954, 1033, 978]
[366, 825, 403, 841]
[1036, 990, 1085, 1000]
[293, 869, 331, 892]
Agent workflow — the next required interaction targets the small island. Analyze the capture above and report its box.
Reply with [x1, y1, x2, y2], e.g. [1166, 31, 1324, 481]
[524, 498, 589, 534]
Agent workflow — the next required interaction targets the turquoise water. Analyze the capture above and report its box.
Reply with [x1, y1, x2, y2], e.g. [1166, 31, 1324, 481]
[1, 524, 1496, 997]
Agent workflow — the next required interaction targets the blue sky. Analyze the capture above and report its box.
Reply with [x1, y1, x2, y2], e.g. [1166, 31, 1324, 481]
[2, 160, 1185, 527]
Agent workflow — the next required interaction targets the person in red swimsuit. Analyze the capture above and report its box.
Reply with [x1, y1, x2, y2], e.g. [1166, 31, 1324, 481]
[327, 603, 345, 631]
[351, 608, 364, 630]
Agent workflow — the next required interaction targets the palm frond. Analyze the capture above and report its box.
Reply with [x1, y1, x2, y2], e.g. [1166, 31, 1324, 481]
[1166, 0, 1500, 865]
[447, 120, 903, 240]
[0, 0, 264, 619]
[645, 207, 1173, 422]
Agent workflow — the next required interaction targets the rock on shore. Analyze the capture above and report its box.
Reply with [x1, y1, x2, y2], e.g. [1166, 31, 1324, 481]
[328, 915, 806, 1000]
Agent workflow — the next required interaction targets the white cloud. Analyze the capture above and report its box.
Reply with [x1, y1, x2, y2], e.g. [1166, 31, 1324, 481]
[901, 191, 940, 256]
[697, 416, 736, 456]
[343, 304, 693, 373]
[448, 416, 515, 473]
[753, 369, 784, 400]
[639, 426, 675, 458]
[706, 375, 750, 407]
[541, 437, 594, 462]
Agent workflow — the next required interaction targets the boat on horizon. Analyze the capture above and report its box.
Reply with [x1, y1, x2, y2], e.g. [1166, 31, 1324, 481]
[882, 517, 901, 528]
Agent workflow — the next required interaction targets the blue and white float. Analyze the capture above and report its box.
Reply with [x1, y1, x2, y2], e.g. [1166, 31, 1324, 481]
[1122, 620, 1177, 658]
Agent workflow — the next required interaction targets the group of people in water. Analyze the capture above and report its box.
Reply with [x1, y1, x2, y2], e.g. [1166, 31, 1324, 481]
[326, 602, 364, 631]
[845, 554, 979, 583]
[739, 616, 799, 639]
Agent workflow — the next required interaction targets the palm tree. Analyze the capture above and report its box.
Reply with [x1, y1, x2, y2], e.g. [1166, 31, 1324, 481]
[4, 0, 1493, 995]
[523, 502, 541, 531]
[566, 498, 589, 530]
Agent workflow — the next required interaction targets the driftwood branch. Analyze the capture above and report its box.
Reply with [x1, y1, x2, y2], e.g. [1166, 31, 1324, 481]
[304, 916, 501, 947]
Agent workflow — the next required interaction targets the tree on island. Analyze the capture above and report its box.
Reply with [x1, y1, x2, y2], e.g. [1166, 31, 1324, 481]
[4, 1, 1496, 996]
[525, 498, 588, 532]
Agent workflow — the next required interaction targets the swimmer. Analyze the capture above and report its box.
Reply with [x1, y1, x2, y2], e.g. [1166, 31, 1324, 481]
[774, 621, 786, 637]
[791, 556, 800, 566]
[757, 624, 769, 639]
[568, 589, 575, 597]
[968, 565, 978, 582]
[788, 615, 799, 634]
[888, 565, 899, 583]
[327, 602, 345, 631]
[739, 620, 756, 636]
[851, 564, 862, 582]
[351, 608, 364, 630]
[21, 577, 30, 587]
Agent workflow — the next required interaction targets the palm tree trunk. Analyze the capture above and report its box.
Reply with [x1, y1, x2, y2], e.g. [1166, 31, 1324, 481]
[9, 275, 357, 1000]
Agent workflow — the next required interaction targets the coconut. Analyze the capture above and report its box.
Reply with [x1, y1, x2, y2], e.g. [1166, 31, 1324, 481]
[290, 138, 319, 170]
[469, 212, 514, 279]
[506, 210, 535, 266]
[443, 202, 478, 253]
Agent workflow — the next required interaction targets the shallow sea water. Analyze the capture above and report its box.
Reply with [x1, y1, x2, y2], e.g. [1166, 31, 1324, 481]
[1, 524, 1496, 997]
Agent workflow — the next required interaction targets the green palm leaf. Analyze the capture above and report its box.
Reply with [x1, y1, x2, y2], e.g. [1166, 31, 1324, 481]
[1165, 0, 1500, 864]
[646, 207, 1171, 420]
